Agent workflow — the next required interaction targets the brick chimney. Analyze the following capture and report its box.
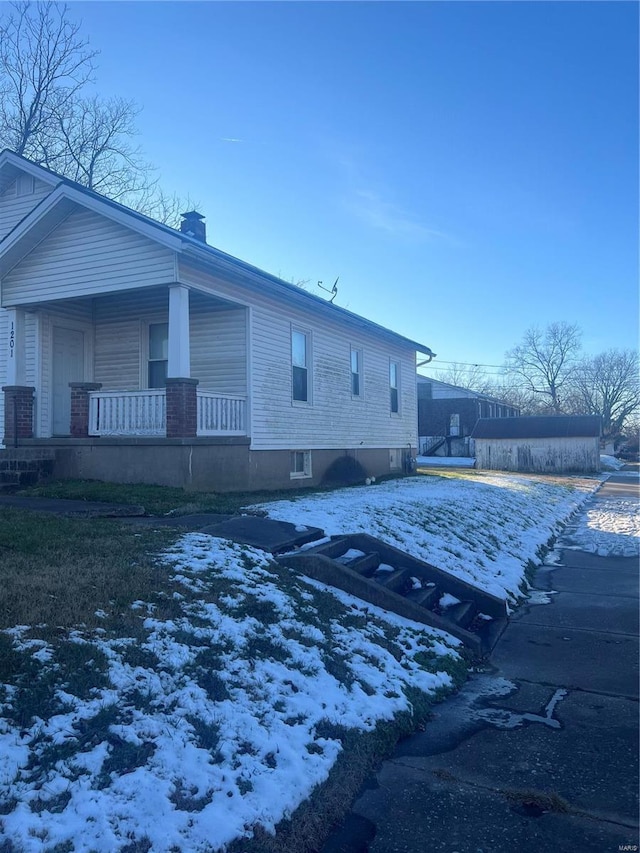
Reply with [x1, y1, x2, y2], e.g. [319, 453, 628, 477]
[180, 211, 206, 243]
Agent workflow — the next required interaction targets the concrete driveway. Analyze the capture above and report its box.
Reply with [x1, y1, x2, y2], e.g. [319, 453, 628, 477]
[323, 470, 639, 853]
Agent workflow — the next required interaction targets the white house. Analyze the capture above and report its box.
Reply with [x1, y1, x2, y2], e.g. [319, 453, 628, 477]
[0, 150, 435, 492]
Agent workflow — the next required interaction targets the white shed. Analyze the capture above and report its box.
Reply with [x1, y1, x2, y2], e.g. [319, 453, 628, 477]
[471, 415, 602, 474]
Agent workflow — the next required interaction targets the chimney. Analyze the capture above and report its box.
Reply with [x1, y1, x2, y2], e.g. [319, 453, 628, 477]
[180, 211, 206, 243]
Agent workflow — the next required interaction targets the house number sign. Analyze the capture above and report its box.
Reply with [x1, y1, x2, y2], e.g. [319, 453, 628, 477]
[9, 320, 15, 358]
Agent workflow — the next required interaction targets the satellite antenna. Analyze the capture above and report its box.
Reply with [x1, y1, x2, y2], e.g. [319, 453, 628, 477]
[317, 277, 339, 303]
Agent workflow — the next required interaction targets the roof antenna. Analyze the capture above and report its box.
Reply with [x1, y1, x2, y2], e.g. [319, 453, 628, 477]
[317, 277, 339, 303]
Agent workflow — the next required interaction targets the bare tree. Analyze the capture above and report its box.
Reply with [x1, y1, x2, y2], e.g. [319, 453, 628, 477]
[504, 322, 582, 414]
[47, 95, 152, 200]
[0, 1, 96, 159]
[573, 349, 640, 439]
[435, 362, 495, 396]
[0, 2, 192, 226]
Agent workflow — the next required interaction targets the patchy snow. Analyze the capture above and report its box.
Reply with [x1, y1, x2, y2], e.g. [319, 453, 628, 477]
[1, 469, 637, 852]
[0, 537, 458, 853]
[562, 494, 640, 557]
[416, 456, 475, 468]
[600, 454, 625, 471]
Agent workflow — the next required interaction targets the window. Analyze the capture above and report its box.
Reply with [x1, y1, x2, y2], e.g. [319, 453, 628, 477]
[449, 413, 460, 436]
[290, 450, 312, 479]
[351, 348, 362, 397]
[389, 361, 399, 413]
[148, 322, 168, 388]
[292, 329, 310, 402]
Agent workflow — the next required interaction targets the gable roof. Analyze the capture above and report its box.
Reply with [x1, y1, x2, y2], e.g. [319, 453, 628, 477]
[0, 149, 435, 358]
[471, 415, 602, 440]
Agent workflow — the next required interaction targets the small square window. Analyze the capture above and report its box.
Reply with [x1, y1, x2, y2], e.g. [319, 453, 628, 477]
[290, 450, 312, 479]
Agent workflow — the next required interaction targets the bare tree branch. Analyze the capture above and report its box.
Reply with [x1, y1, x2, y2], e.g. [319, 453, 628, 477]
[504, 322, 582, 413]
[573, 349, 640, 438]
[0, 2, 194, 226]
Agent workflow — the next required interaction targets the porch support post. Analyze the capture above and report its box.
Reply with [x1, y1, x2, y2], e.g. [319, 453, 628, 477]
[5, 307, 26, 386]
[2, 385, 35, 445]
[168, 285, 191, 378]
[69, 382, 102, 438]
[166, 378, 199, 438]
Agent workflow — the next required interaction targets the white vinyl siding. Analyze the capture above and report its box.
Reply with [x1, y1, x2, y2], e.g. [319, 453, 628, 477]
[92, 289, 247, 395]
[0, 176, 53, 242]
[2, 208, 176, 305]
[191, 306, 247, 395]
[178, 260, 418, 451]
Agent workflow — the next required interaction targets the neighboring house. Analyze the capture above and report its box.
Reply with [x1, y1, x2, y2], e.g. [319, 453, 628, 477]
[417, 376, 519, 457]
[0, 150, 435, 492]
[471, 415, 602, 474]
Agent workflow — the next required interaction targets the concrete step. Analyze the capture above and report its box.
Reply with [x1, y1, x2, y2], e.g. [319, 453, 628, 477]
[377, 568, 412, 594]
[348, 552, 381, 577]
[406, 585, 440, 608]
[442, 601, 476, 629]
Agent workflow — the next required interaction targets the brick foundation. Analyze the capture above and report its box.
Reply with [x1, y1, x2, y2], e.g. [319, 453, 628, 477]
[2, 385, 35, 444]
[70, 382, 103, 438]
[165, 378, 199, 438]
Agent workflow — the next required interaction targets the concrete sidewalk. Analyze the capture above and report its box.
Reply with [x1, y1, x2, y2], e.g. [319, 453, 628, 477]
[324, 472, 639, 853]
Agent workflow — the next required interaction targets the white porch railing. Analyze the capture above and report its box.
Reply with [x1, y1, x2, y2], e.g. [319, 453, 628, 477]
[88, 390, 247, 437]
[197, 390, 246, 435]
[89, 390, 166, 436]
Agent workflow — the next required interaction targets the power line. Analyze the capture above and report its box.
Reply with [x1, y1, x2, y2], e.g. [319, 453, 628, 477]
[427, 359, 506, 369]
[419, 366, 507, 378]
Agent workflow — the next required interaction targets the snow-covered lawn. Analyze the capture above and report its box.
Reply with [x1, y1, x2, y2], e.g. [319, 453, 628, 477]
[257, 470, 602, 602]
[1, 469, 636, 852]
[0, 538, 460, 853]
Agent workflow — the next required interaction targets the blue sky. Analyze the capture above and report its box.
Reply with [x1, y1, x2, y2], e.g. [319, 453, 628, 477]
[72, 1, 638, 376]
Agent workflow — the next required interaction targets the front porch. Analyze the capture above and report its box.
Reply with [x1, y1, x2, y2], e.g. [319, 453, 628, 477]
[2, 283, 250, 444]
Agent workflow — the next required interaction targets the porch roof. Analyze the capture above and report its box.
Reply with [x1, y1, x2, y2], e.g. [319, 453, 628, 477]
[0, 149, 435, 360]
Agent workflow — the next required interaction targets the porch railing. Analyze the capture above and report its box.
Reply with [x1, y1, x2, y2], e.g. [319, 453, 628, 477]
[89, 390, 166, 436]
[88, 389, 247, 437]
[197, 390, 247, 435]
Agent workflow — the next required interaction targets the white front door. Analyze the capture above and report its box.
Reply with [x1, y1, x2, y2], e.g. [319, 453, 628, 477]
[52, 327, 85, 435]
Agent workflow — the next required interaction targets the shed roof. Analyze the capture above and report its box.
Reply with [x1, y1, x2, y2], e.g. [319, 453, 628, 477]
[471, 415, 602, 439]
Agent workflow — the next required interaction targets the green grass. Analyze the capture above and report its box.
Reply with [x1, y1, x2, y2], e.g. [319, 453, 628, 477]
[15, 478, 344, 516]
[0, 491, 469, 853]
[0, 507, 178, 632]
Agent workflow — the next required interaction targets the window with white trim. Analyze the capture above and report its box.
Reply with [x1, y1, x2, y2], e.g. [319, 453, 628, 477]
[389, 361, 399, 413]
[350, 347, 362, 397]
[148, 322, 168, 388]
[290, 450, 312, 479]
[292, 328, 310, 403]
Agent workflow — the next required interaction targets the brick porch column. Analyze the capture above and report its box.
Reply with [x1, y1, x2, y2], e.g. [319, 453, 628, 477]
[2, 385, 35, 444]
[166, 378, 199, 438]
[69, 382, 102, 438]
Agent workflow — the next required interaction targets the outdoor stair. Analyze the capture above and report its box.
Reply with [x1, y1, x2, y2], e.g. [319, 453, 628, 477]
[277, 532, 509, 655]
[422, 436, 447, 456]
